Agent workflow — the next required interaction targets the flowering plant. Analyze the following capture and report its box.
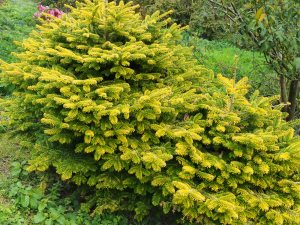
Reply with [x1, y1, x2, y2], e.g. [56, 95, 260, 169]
[34, 4, 64, 19]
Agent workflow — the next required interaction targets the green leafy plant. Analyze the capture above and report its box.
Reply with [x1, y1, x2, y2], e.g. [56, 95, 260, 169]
[0, 161, 130, 225]
[1, 0, 300, 224]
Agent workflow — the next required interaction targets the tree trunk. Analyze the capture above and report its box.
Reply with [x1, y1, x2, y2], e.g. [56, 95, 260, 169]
[287, 80, 299, 121]
[279, 75, 288, 111]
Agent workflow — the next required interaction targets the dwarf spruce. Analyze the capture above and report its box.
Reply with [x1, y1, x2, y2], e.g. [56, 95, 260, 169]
[1, 0, 300, 224]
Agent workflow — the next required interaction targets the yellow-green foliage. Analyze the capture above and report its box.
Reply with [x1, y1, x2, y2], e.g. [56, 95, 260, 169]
[1, 0, 300, 224]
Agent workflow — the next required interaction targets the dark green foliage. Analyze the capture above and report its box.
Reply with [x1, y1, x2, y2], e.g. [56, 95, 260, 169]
[120, 0, 228, 40]
[40, 0, 77, 9]
[140, 0, 192, 26]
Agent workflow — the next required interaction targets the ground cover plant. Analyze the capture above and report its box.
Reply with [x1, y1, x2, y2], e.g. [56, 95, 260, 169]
[1, 0, 300, 224]
[0, 161, 130, 225]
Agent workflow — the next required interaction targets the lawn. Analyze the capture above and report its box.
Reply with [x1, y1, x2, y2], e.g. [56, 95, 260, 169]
[183, 37, 278, 97]
[0, 0, 36, 62]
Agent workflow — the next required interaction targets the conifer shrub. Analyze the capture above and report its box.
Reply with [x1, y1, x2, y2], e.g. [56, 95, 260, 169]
[1, 0, 300, 224]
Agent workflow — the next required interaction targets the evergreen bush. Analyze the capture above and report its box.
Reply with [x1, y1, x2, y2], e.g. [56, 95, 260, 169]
[1, 0, 300, 224]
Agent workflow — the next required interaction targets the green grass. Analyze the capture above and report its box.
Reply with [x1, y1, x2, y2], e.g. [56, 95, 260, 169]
[0, 0, 36, 62]
[184, 37, 279, 96]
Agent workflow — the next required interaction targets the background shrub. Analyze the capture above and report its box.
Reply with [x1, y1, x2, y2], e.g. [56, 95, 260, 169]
[1, 0, 300, 224]
[40, 0, 77, 9]
[121, 0, 230, 40]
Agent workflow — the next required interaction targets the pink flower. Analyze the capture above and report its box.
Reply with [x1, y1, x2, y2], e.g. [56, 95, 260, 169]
[48, 9, 55, 16]
[38, 4, 47, 12]
[34, 4, 64, 19]
[53, 9, 63, 17]
[47, 8, 63, 18]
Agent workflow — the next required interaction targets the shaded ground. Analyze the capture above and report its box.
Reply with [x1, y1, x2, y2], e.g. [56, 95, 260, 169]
[0, 133, 26, 179]
[0, 133, 25, 206]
